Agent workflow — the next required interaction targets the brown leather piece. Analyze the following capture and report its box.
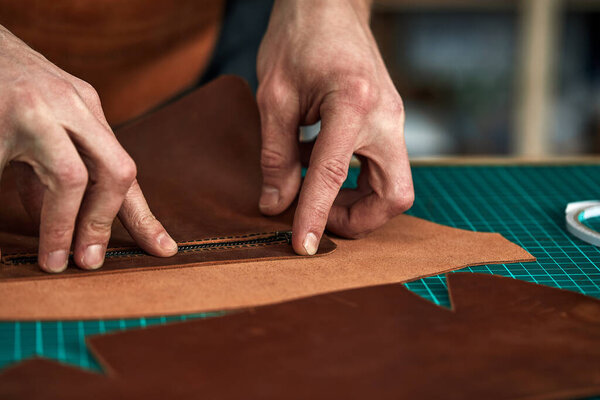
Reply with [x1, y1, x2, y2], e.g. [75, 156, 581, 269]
[0, 76, 534, 320]
[0, 0, 224, 125]
[0, 213, 533, 320]
[0, 75, 336, 282]
[0, 359, 112, 399]
[2, 273, 599, 399]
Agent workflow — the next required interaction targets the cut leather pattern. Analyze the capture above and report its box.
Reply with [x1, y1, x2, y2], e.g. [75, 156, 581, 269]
[0, 76, 535, 320]
[1, 274, 599, 399]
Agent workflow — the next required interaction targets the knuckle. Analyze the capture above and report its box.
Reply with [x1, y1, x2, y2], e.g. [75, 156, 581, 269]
[310, 201, 331, 224]
[344, 76, 379, 112]
[45, 225, 73, 242]
[257, 80, 288, 110]
[85, 218, 113, 236]
[260, 147, 288, 173]
[130, 210, 159, 232]
[386, 189, 414, 214]
[54, 159, 88, 190]
[256, 86, 268, 108]
[46, 78, 85, 108]
[109, 155, 137, 187]
[46, 78, 81, 105]
[73, 79, 101, 104]
[315, 158, 348, 191]
[55, 78, 76, 95]
[389, 95, 404, 116]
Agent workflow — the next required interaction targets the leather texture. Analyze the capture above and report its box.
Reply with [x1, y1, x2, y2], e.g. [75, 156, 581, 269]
[0, 75, 336, 281]
[0, 213, 534, 320]
[0, 0, 224, 125]
[1, 273, 599, 399]
[0, 76, 534, 320]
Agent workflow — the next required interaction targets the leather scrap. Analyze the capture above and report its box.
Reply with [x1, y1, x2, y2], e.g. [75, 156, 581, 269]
[1, 273, 599, 399]
[0, 76, 534, 320]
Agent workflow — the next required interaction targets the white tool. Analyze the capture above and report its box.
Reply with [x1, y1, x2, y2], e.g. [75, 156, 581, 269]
[565, 200, 600, 247]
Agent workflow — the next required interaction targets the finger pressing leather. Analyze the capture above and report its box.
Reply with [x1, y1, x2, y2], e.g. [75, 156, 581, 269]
[118, 180, 178, 257]
[256, 81, 302, 215]
[17, 121, 88, 274]
[73, 175, 133, 270]
[292, 102, 360, 255]
[63, 95, 176, 262]
[62, 106, 137, 270]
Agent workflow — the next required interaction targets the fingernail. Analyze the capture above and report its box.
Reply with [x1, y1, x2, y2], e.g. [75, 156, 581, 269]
[83, 244, 104, 270]
[157, 232, 178, 254]
[303, 232, 319, 256]
[45, 250, 68, 273]
[259, 185, 279, 210]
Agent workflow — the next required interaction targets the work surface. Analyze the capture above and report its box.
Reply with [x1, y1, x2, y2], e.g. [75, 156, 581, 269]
[0, 164, 599, 372]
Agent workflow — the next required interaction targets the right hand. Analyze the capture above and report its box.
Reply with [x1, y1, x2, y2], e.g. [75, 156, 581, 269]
[0, 26, 178, 273]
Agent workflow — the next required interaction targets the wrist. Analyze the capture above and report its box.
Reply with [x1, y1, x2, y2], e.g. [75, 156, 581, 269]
[271, 0, 372, 27]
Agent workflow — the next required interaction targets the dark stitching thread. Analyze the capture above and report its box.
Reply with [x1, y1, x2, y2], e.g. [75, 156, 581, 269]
[2, 231, 292, 266]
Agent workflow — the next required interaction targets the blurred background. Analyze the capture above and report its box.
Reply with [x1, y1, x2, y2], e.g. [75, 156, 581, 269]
[2, 1, 597, 158]
[208, 0, 600, 158]
[371, 0, 600, 157]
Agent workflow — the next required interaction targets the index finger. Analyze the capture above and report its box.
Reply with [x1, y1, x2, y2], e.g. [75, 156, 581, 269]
[292, 100, 362, 255]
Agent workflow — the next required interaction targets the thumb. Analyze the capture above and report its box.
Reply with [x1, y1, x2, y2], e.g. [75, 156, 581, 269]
[256, 84, 302, 215]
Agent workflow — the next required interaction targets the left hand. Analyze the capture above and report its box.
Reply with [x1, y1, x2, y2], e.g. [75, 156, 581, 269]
[256, 0, 414, 255]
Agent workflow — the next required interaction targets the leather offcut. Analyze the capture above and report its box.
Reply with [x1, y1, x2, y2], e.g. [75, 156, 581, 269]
[1, 273, 599, 399]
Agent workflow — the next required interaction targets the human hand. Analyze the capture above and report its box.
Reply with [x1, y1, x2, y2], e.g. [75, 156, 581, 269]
[256, 0, 414, 255]
[0, 26, 178, 273]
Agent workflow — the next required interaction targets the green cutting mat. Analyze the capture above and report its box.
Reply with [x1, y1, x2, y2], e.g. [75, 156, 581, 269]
[1, 165, 599, 372]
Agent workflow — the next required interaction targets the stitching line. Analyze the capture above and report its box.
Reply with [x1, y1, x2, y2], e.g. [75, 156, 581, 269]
[1, 231, 289, 265]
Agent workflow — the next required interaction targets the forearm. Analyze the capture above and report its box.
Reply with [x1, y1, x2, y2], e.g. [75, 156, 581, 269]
[348, 0, 373, 22]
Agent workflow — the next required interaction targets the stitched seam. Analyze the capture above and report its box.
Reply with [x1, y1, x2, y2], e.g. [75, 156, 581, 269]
[1, 231, 291, 265]
[105, 242, 286, 260]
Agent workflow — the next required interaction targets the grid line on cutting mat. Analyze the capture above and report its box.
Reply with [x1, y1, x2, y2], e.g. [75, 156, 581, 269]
[1, 165, 599, 372]
[405, 165, 600, 303]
